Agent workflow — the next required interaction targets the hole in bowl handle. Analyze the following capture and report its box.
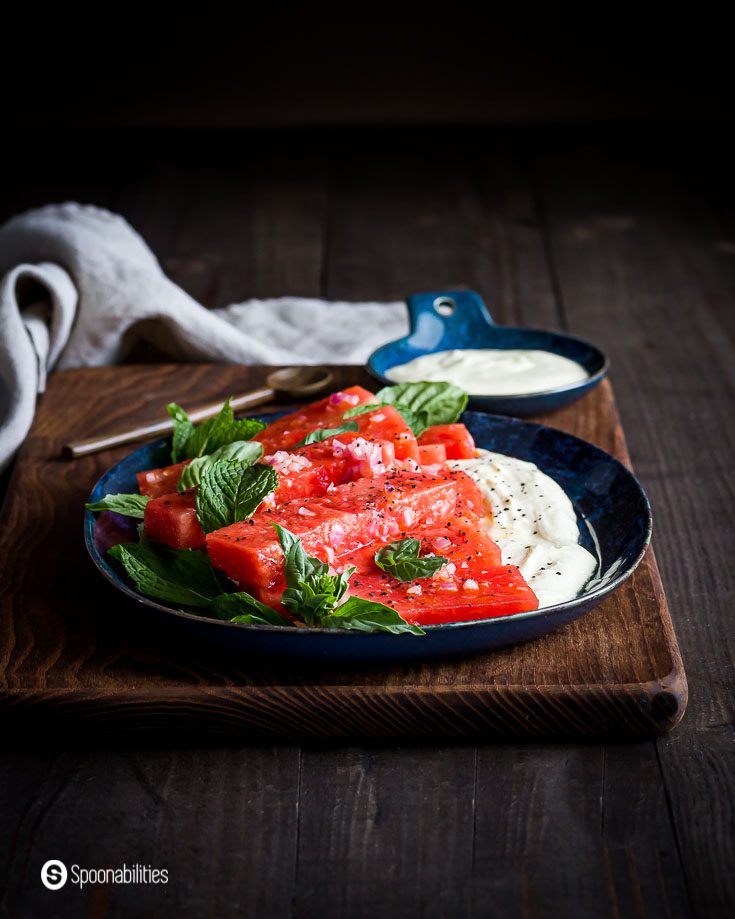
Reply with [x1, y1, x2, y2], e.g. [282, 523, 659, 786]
[405, 290, 495, 337]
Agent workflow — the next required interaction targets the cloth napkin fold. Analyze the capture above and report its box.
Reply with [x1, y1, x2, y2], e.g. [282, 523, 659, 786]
[0, 203, 407, 471]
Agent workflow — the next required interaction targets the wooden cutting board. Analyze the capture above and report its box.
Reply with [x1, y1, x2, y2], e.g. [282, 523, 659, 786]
[0, 365, 686, 741]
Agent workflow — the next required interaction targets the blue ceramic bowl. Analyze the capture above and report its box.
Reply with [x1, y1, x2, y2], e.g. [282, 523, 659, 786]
[84, 411, 651, 662]
[368, 290, 608, 416]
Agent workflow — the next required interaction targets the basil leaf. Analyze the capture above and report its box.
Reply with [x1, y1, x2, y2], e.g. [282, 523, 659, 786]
[293, 421, 359, 449]
[375, 382, 468, 428]
[374, 538, 448, 581]
[281, 568, 353, 625]
[196, 461, 278, 534]
[395, 406, 430, 438]
[228, 613, 287, 626]
[274, 524, 353, 625]
[178, 440, 263, 492]
[343, 402, 385, 419]
[167, 403, 194, 463]
[274, 523, 329, 585]
[271, 526, 422, 634]
[210, 592, 293, 626]
[86, 493, 150, 519]
[342, 401, 429, 437]
[326, 597, 425, 635]
[108, 542, 221, 608]
[185, 399, 266, 459]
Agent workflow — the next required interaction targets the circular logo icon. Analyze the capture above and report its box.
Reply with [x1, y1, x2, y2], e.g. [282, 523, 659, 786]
[41, 860, 67, 890]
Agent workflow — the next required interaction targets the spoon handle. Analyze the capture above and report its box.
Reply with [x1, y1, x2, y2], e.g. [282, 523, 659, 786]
[63, 386, 275, 459]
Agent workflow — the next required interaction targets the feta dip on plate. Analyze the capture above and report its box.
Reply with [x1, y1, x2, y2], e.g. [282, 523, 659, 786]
[449, 449, 597, 608]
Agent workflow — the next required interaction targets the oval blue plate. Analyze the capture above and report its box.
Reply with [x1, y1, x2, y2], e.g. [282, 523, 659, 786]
[84, 411, 651, 662]
[368, 290, 608, 416]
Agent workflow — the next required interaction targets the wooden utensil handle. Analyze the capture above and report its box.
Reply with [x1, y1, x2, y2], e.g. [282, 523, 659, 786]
[63, 387, 275, 458]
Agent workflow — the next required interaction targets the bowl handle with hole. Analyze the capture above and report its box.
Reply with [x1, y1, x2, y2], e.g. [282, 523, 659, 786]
[405, 290, 496, 345]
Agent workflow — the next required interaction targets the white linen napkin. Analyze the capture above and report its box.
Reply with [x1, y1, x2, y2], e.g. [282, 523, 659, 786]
[0, 203, 408, 471]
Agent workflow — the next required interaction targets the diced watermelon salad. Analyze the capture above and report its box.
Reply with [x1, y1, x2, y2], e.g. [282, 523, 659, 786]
[87, 381, 539, 635]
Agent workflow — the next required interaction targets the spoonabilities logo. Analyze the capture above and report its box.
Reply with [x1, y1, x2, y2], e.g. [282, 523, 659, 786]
[41, 860, 68, 890]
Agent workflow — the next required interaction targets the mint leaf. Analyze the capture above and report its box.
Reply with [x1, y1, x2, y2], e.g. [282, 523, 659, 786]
[108, 538, 295, 625]
[293, 421, 359, 449]
[374, 538, 448, 581]
[343, 401, 429, 437]
[185, 399, 266, 459]
[325, 597, 425, 635]
[178, 440, 263, 491]
[86, 493, 150, 519]
[210, 592, 293, 626]
[196, 461, 278, 533]
[167, 403, 194, 463]
[375, 382, 468, 428]
[108, 542, 221, 608]
[167, 547, 231, 595]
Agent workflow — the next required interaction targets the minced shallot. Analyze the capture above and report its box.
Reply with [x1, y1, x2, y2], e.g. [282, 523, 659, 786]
[329, 391, 361, 407]
[332, 437, 387, 475]
[264, 451, 312, 475]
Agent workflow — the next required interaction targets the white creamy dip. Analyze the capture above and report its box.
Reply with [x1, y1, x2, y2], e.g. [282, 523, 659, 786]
[449, 449, 597, 608]
[386, 348, 588, 395]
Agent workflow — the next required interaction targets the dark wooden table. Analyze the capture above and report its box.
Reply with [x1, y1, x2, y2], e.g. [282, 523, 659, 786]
[1, 127, 733, 918]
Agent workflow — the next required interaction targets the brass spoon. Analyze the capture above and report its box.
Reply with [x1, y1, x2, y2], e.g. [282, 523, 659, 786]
[63, 365, 334, 459]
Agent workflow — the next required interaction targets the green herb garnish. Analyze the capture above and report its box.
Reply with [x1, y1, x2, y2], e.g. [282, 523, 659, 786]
[209, 592, 293, 626]
[167, 403, 195, 463]
[374, 381, 468, 430]
[325, 596, 426, 634]
[293, 421, 359, 449]
[195, 460, 278, 534]
[108, 541, 224, 608]
[108, 541, 289, 625]
[86, 493, 150, 519]
[274, 524, 424, 634]
[177, 440, 263, 492]
[105, 522, 424, 634]
[343, 402, 430, 437]
[374, 538, 447, 581]
[166, 399, 266, 462]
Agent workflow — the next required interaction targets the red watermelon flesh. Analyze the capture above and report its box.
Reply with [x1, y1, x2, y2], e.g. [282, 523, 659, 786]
[341, 523, 537, 624]
[144, 491, 205, 550]
[252, 517, 537, 624]
[137, 460, 191, 498]
[206, 469, 483, 591]
[267, 434, 399, 505]
[253, 385, 377, 455]
[256, 391, 419, 462]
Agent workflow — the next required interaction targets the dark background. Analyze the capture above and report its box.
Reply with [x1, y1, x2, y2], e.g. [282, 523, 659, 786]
[4, 6, 734, 130]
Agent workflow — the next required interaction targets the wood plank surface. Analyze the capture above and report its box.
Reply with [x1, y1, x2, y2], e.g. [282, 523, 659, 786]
[537, 132, 735, 919]
[1, 127, 731, 918]
[0, 364, 684, 742]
